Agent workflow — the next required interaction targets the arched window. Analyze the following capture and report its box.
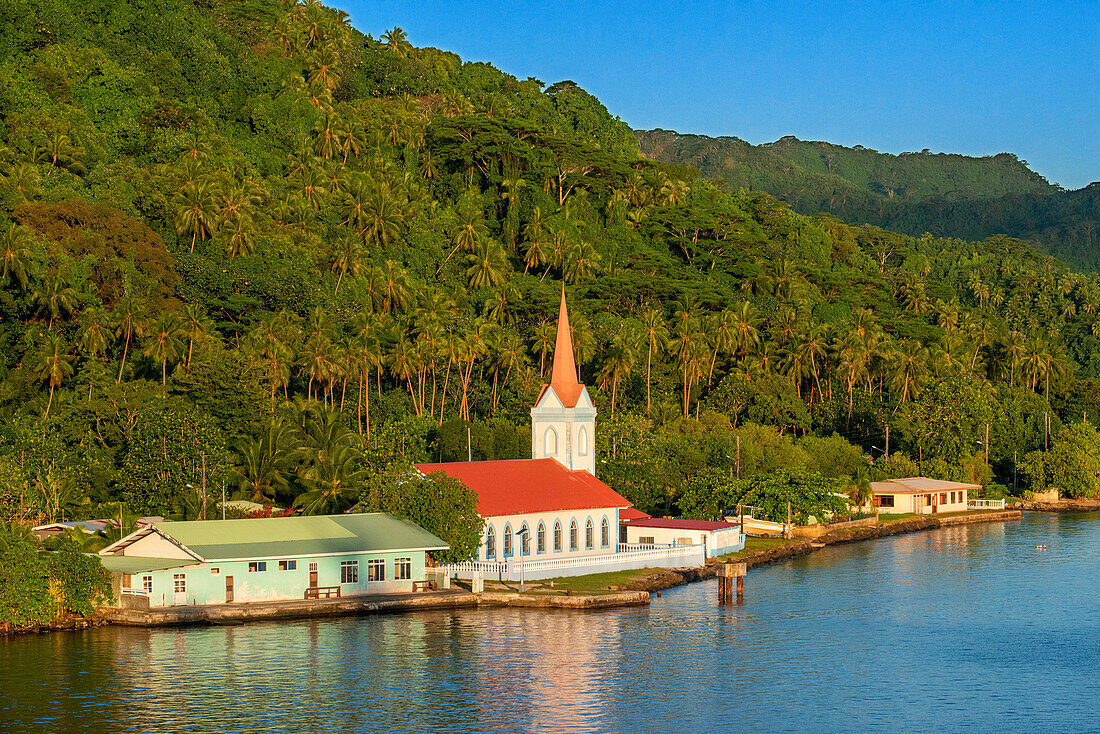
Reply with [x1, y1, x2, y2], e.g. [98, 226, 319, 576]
[537, 522, 547, 553]
[553, 521, 563, 552]
[503, 523, 513, 557]
[578, 426, 589, 456]
[601, 516, 610, 547]
[570, 520, 579, 551]
[544, 427, 558, 455]
[520, 523, 530, 555]
[585, 518, 594, 549]
[485, 525, 496, 558]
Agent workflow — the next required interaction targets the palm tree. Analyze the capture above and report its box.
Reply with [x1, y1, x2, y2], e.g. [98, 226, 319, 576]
[143, 313, 184, 385]
[730, 300, 761, 361]
[532, 319, 555, 376]
[78, 305, 111, 364]
[174, 178, 219, 253]
[363, 186, 404, 246]
[112, 290, 147, 383]
[351, 333, 382, 436]
[35, 332, 73, 417]
[597, 335, 635, 415]
[705, 311, 736, 385]
[294, 441, 365, 515]
[180, 304, 213, 369]
[381, 26, 411, 57]
[640, 308, 668, 414]
[0, 223, 34, 290]
[670, 323, 707, 418]
[31, 270, 77, 329]
[466, 240, 510, 289]
[331, 235, 362, 294]
[231, 422, 294, 503]
[564, 240, 601, 283]
[889, 339, 929, 405]
[380, 260, 411, 313]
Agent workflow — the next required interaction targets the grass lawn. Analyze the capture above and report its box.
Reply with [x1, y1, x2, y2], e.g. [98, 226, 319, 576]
[713, 536, 795, 561]
[528, 568, 657, 595]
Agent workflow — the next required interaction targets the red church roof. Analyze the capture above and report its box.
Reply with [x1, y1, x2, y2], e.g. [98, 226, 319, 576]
[618, 507, 653, 522]
[415, 458, 632, 517]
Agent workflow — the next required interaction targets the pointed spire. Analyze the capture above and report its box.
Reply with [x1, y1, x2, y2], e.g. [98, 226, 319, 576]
[549, 285, 583, 408]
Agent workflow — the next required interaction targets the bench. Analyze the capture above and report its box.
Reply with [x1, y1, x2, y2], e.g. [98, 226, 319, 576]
[304, 585, 341, 599]
[411, 580, 437, 593]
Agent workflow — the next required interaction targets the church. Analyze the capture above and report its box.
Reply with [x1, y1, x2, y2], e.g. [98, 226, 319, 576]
[417, 289, 716, 580]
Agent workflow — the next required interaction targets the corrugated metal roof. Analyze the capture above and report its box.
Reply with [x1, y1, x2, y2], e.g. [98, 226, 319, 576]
[871, 477, 980, 494]
[153, 513, 448, 561]
[618, 508, 652, 521]
[98, 555, 196, 573]
[415, 458, 631, 517]
[625, 518, 740, 531]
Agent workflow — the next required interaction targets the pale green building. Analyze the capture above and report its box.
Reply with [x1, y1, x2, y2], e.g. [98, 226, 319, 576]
[99, 513, 448, 607]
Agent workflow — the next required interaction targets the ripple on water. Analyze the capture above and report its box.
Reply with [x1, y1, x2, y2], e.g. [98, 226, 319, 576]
[3, 513, 1100, 733]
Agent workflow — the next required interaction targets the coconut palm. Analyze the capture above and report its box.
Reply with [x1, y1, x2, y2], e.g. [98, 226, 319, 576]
[112, 290, 147, 383]
[34, 332, 73, 417]
[78, 305, 111, 362]
[143, 313, 184, 385]
[32, 270, 77, 330]
[640, 308, 668, 415]
[174, 178, 219, 253]
[331, 235, 362, 294]
[0, 223, 34, 290]
[597, 335, 636, 415]
[294, 441, 365, 515]
[466, 240, 510, 289]
[180, 304, 213, 369]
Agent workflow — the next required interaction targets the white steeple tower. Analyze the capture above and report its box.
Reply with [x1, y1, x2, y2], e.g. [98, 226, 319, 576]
[530, 287, 597, 475]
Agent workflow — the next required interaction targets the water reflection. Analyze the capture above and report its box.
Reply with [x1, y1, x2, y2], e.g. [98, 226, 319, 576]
[3, 513, 1100, 733]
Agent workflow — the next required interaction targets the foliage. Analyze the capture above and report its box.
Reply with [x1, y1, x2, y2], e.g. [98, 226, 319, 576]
[1020, 422, 1100, 498]
[0, 532, 111, 629]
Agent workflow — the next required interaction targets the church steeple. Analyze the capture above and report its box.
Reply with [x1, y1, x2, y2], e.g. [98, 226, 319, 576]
[531, 286, 597, 475]
[549, 285, 583, 408]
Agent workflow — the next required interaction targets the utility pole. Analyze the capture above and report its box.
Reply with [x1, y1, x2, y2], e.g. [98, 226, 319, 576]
[201, 452, 207, 521]
[885, 425, 890, 462]
[1045, 412, 1050, 451]
[985, 423, 990, 466]
[467, 425, 472, 462]
[736, 435, 741, 480]
[1013, 450, 1018, 493]
[222, 480, 226, 520]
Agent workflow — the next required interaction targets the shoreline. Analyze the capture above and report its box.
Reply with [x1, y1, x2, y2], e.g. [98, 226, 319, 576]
[1, 508, 1039, 635]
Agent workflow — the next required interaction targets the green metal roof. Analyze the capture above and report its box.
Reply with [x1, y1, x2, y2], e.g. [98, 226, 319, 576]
[153, 513, 448, 561]
[98, 555, 197, 573]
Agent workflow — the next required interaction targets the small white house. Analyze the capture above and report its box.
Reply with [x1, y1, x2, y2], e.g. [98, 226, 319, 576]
[871, 477, 977, 514]
[622, 518, 744, 558]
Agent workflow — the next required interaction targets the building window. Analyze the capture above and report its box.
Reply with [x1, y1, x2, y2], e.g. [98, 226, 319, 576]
[248, 561, 267, 573]
[639, 536, 655, 545]
[601, 517, 610, 547]
[486, 524, 496, 558]
[544, 427, 557, 455]
[940, 493, 948, 505]
[142, 575, 153, 594]
[585, 518, 594, 549]
[210, 567, 220, 575]
[395, 558, 411, 580]
[504, 523, 513, 557]
[279, 560, 297, 571]
[341, 560, 359, 584]
[537, 522, 546, 553]
[553, 521, 563, 552]
[877, 495, 895, 508]
[520, 523, 530, 555]
[367, 559, 384, 582]
[173, 574, 186, 593]
[950, 491, 956, 503]
[578, 427, 588, 456]
[570, 520, 579, 551]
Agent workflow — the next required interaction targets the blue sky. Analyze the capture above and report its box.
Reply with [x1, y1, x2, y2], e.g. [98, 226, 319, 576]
[333, 1, 1099, 189]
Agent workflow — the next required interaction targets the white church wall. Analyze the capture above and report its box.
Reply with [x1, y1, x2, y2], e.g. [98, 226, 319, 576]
[477, 509, 620, 562]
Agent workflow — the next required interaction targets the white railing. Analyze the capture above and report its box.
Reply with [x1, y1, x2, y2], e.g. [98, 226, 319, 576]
[617, 543, 673, 552]
[440, 544, 708, 581]
[967, 499, 1006, 510]
[121, 588, 149, 596]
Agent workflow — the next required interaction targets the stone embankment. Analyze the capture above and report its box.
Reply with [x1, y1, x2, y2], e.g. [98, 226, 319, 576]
[101, 588, 650, 629]
[624, 509, 1022, 594]
[1012, 498, 1100, 513]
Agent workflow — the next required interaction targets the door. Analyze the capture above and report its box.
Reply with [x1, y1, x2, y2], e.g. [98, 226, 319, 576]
[309, 562, 318, 587]
[225, 576, 234, 603]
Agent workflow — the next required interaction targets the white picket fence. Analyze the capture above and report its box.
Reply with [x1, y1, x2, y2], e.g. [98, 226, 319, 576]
[967, 498, 1006, 510]
[441, 543, 706, 582]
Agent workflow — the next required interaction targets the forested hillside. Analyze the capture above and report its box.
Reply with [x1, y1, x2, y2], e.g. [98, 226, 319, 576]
[4, 0, 1100, 548]
[637, 129, 1100, 271]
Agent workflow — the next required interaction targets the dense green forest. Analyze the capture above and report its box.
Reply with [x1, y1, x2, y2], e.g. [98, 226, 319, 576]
[637, 129, 1100, 272]
[3, 0, 1100, 552]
